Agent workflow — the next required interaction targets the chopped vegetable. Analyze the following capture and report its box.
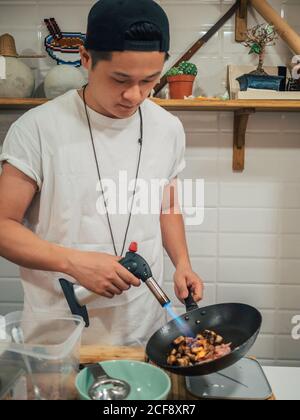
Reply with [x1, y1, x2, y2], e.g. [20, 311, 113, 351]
[167, 330, 232, 367]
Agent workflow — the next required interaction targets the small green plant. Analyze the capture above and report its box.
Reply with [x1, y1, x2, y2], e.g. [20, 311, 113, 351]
[166, 61, 198, 77]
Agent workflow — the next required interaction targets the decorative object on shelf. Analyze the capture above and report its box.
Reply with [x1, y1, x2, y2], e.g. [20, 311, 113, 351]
[44, 64, 86, 99]
[166, 61, 198, 99]
[243, 23, 278, 76]
[236, 73, 284, 91]
[287, 77, 300, 91]
[234, 24, 286, 98]
[287, 59, 300, 91]
[44, 17, 85, 67]
[0, 33, 45, 59]
[0, 33, 18, 58]
[228, 65, 299, 99]
[0, 33, 35, 98]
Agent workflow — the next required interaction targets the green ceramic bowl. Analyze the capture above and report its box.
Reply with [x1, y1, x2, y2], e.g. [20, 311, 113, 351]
[76, 360, 171, 400]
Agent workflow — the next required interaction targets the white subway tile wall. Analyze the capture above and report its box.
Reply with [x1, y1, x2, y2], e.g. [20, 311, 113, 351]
[0, 0, 300, 365]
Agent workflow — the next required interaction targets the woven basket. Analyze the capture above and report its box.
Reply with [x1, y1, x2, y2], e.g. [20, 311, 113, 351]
[0, 33, 18, 57]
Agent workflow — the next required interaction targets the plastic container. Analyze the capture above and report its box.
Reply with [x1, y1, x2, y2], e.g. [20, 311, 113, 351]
[0, 311, 84, 400]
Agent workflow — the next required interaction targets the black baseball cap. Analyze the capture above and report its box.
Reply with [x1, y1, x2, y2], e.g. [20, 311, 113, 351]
[84, 0, 170, 52]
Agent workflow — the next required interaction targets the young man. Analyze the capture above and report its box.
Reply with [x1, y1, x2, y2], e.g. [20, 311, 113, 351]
[0, 0, 203, 345]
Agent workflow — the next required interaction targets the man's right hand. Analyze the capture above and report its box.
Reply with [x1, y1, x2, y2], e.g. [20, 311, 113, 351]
[66, 250, 141, 299]
[0, 164, 140, 300]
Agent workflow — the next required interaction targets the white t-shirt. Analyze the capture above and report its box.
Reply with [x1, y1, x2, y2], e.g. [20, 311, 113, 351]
[0, 89, 186, 313]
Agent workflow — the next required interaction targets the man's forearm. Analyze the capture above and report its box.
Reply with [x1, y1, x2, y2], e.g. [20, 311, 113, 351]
[160, 212, 191, 269]
[0, 219, 72, 274]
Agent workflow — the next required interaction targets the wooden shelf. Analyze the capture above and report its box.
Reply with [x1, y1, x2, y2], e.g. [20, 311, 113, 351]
[1, 98, 300, 171]
[2, 97, 300, 111]
[0, 98, 47, 108]
[153, 98, 300, 112]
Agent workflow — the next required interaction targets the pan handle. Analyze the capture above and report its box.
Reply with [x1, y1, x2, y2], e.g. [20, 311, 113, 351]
[184, 289, 199, 313]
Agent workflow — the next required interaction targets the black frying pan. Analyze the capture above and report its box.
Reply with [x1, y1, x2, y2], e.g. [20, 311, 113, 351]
[146, 295, 262, 376]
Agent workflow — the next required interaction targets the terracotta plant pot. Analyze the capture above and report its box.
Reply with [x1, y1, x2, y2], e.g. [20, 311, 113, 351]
[167, 75, 196, 99]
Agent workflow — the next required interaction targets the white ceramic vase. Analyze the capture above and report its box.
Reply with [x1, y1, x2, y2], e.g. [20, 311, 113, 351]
[44, 65, 86, 99]
[0, 56, 35, 98]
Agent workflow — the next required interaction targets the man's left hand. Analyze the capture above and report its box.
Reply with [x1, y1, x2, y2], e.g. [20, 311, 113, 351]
[174, 265, 204, 303]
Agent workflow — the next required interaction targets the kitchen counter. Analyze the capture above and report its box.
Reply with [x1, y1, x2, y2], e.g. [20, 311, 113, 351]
[262, 366, 300, 401]
[80, 346, 300, 400]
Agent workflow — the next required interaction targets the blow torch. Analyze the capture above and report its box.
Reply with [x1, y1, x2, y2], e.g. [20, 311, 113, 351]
[59, 242, 170, 327]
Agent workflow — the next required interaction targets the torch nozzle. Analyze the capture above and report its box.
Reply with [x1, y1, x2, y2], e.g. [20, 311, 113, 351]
[145, 278, 170, 307]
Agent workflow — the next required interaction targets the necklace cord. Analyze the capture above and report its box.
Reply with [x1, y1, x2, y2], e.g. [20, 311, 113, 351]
[82, 85, 143, 257]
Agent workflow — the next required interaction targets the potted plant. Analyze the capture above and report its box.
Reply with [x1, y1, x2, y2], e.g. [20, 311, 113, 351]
[244, 24, 278, 76]
[236, 23, 284, 93]
[166, 61, 198, 99]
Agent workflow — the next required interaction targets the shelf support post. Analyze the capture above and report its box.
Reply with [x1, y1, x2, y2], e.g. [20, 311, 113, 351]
[235, 0, 249, 42]
[233, 108, 255, 171]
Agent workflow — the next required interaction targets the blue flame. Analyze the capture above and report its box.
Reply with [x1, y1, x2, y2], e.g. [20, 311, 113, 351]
[163, 302, 194, 337]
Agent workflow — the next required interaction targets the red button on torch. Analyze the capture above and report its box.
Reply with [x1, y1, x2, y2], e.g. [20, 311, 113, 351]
[129, 242, 138, 253]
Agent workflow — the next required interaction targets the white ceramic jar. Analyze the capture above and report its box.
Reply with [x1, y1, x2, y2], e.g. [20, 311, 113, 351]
[44, 65, 86, 99]
[0, 56, 35, 98]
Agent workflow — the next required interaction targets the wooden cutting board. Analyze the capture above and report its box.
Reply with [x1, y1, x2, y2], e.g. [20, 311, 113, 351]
[80, 346, 275, 400]
[80, 345, 145, 364]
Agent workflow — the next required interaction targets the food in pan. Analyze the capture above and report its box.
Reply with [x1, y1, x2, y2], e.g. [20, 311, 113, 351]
[167, 330, 232, 367]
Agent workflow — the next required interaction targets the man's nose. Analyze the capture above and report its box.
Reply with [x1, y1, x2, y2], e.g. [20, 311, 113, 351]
[122, 84, 143, 104]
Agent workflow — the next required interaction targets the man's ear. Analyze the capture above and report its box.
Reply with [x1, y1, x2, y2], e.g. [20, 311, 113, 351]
[79, 46, 92, 71]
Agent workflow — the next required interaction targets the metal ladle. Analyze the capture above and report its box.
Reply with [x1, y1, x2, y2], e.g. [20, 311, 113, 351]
[88, 363, 131, 400]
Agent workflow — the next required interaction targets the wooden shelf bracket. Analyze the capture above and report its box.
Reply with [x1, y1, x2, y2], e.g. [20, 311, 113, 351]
[235, 0, 249, 42]
[233, 108, 255, 171]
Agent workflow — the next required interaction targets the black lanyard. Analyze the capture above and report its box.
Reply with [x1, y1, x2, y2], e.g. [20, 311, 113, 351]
[82, 84, 144, 257]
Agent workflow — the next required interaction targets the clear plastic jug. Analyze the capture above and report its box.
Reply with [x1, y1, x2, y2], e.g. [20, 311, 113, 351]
[0, 311, 84, 400]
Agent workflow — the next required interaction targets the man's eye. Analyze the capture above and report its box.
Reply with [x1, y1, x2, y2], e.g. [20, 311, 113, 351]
[115, 79, 126, 84]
